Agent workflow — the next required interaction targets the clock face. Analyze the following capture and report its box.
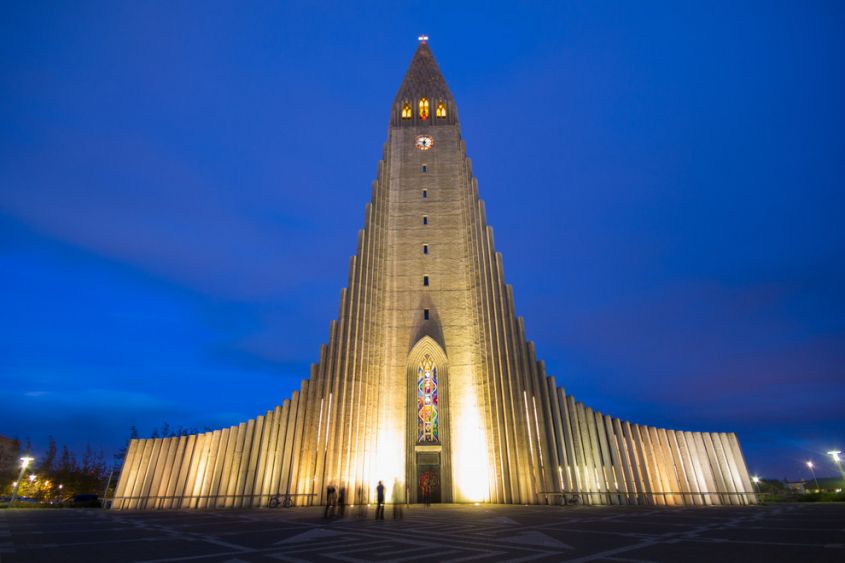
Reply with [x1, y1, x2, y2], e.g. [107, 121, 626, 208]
[415, 135, 434, 151]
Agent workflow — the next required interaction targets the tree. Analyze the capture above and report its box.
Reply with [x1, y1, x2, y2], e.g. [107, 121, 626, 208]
[0, 436, 21, 484]
[40, 436, 57, 474]
[114, 426, 139, 464]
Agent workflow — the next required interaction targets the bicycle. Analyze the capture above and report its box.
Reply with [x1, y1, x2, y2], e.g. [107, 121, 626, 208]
[269, 493, 292, 508]
[562, 492, 581, 506]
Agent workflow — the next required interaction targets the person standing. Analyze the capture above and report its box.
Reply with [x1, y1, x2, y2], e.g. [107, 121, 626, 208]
[356, 487, 367, 519]
[337, 486, 346, 518]
[324, 484, 336, 519]
[375, 481, 385, 520]
[392, 479, 404, 519]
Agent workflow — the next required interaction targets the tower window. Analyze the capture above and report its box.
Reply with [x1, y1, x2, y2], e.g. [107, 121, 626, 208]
[422, 189, 427, 198]
[419, 98, 429, 120]
[421, 165, 427, 173]
[436, 101, 447, 118]
[423, 244, 429, 254]
[423, 309, 430, 320]
[423, 275, 429, 286]
[422, 215, 428, 225]
[401, 101, 412, 119]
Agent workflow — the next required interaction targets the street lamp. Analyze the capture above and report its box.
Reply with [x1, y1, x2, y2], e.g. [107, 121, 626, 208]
[828, 450, 844, 479]
[751, 475, 761, 494]
[9, 456, 34, 507]
[806, 461, 820, 491]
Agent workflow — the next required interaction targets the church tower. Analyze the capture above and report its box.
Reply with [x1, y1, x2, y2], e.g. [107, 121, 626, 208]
[113, 41, 756, 509]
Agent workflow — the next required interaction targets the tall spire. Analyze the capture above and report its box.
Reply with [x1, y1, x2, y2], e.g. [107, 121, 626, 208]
[394, 41, 453, 104]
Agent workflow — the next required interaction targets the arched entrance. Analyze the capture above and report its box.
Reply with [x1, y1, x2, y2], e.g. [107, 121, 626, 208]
[406, 336, 451, 503]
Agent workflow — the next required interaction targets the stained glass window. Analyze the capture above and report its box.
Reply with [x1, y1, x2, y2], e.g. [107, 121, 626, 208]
[419, 98, 429, 120]
[401, 101, 412, 119]
[436, 101, 447, 118]
[417, 355, 439, 443]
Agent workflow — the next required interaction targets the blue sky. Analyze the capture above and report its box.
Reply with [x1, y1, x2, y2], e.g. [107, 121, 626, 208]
[1, 1, 843, 480]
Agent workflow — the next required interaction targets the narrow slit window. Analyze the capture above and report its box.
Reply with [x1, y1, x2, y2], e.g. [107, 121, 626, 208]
[422, 189, 427, 198]
[423, 244, 429, 254]
[422, 215, 428, 225]
[423, 275, 429, 286]
[423, 309, 430, 320]
[401, 101, 412, 119]
[421, 164, 427, 173]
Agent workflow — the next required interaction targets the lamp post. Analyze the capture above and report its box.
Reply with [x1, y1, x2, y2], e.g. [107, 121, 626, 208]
[806, 461, 820, 491]
[751, 475, 761, 493]
[9, 456, 34, 507]
[828, 450, 844, 479]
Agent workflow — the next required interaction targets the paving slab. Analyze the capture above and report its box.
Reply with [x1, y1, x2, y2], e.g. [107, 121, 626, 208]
[1, 503, 843, 562]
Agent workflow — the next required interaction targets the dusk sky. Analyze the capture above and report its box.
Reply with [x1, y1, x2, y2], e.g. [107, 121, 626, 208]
[1, 1, 843, 481]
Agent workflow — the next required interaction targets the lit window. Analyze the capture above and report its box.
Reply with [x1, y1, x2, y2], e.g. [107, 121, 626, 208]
[423, 244, 429, 254]
[424, 309, 430, 320]
[417, 355, 439, 443]
[423, 275, 429, 286]
[436, 101, 447, 118]
[419, 98, 429, 120]
[422, 215, 428, 225]
[422, 189, 427, 198]
[401, 101, 412, 119]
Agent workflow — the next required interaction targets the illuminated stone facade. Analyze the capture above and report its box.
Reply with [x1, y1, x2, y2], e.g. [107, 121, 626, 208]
[113, 43, 756, 509]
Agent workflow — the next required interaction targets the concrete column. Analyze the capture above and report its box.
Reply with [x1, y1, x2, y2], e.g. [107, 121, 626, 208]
[175, 435, 197, 509]
[113, 439, 140, 509]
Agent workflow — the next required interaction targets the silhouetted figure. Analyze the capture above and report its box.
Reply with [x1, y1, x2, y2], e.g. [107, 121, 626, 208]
[423, 479, 431, 507]
[392, 479, 404, 519]
[356, 486, 367, 518]
[324, 485, 337, 519]
[337, 486, 346, 518]
[375, 481, 385, 520]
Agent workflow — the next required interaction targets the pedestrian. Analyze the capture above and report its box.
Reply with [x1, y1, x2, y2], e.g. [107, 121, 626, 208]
[375, 481, 385, 520]
[356, 486, 367, 519]
[392, 479, 404, 519]
[337, 486, 346, 518]
[324, 484, 336, 519]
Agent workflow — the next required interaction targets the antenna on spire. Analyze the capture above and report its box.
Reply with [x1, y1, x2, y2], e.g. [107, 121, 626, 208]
[418, 35, 429, 44]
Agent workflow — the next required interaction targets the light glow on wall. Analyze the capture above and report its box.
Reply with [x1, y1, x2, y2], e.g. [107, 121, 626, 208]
[453, 397, 490, 502]
[373, 427, 404, 502]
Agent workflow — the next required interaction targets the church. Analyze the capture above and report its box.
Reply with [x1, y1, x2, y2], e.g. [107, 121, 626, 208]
[113, 41, 756, 509]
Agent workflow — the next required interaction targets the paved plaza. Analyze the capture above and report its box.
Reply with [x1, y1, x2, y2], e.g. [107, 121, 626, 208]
[1, 503, 844, 562]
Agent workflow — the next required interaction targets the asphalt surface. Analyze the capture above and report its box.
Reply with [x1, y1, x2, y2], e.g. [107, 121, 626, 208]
[1, 502, 843, 562]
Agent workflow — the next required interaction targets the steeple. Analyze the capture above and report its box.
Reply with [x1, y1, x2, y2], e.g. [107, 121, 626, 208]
[394, 41, 452, 103]
[392, 39, 455, 126]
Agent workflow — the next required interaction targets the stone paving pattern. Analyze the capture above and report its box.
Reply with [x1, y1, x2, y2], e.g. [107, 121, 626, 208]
[2, 503, 844, 562]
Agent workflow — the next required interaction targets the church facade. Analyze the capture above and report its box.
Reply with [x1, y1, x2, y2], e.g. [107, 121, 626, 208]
[113, 42, 756, 509]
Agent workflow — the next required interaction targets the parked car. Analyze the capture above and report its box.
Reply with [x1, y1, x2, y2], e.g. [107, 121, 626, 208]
[0, 496, 38, 506]
[62, 494, 101, 508]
